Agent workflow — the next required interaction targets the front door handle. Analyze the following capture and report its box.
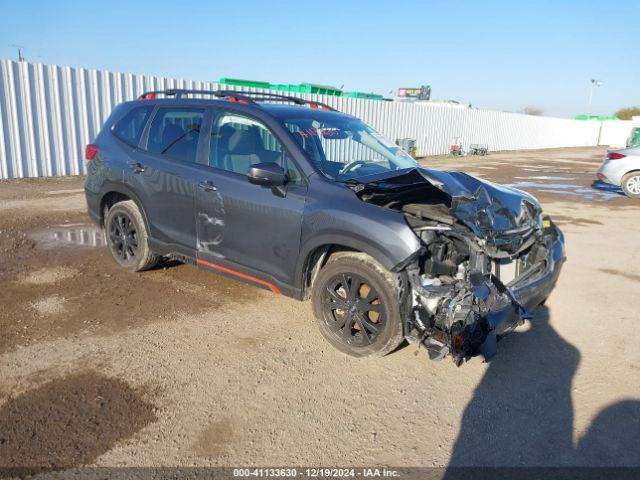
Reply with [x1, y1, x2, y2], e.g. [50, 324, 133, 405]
[198, 180, 217, 192]
[128, 161, 145, 173]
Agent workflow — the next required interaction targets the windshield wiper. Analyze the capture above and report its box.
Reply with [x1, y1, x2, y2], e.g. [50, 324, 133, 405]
[161, 127, 200, 154]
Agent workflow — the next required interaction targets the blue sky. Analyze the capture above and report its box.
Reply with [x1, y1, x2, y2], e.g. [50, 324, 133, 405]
[1, 0, 638, 117]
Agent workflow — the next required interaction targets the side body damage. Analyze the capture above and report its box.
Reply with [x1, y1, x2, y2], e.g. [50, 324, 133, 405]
[350, 169, 566, 364]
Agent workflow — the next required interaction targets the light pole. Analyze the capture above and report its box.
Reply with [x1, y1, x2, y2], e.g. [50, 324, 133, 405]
[9, 44, 25, 62]
[588, 79, 603, 115]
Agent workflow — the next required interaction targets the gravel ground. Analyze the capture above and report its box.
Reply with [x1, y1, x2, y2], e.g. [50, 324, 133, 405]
[0, 146, 638, 475]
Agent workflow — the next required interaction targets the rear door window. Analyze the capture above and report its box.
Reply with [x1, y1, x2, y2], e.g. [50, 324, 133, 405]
[146, 108, 204, 163]
[112, 105, 153, 146]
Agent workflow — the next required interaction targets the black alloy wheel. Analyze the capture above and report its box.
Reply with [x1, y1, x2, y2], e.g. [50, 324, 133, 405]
[321, 272, 386, 347]
[311, 252, 405, 358]
[109, 212, 139, 263]
[104, 200, 158, 271]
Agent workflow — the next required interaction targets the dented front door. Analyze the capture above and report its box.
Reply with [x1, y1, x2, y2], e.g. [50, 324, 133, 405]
[194, 110, 307, 290]
[194, 168, 307, 289]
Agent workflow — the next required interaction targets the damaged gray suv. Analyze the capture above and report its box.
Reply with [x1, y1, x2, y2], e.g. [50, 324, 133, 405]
[84, 89, 565, 364]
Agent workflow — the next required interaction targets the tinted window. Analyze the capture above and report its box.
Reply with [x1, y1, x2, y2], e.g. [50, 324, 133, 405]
[209, 113, 302, 183]
[147, 108, 204, 163]
[112, 106, 153, 146]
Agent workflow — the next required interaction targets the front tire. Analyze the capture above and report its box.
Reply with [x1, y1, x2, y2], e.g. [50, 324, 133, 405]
[311, 252, 406, 358]
[105, 200, 158, 271]
[621, 172, 640, 198]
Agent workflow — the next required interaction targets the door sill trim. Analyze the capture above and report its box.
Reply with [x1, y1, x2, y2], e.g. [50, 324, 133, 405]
[196, 258, 282, 295]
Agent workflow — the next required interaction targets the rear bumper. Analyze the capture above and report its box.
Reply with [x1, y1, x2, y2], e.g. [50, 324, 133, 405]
[597, 157, 635, 186]
[596, 162, 618, 185]
[479, 224, 566, 358]
[85, 189, 102, 226]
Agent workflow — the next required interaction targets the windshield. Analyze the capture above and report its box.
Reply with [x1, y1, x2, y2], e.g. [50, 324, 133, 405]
[282, 116, 418, 181]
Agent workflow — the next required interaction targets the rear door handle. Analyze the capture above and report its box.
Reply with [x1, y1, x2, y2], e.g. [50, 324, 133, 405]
[198, 180, 217, 192]
[128, 161, 145, 173]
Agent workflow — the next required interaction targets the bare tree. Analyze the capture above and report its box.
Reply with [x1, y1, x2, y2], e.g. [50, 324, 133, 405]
[523, 106, 543, 116]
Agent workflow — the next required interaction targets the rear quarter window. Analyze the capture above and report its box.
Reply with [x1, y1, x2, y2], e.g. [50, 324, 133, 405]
[111, 105, 154, 146]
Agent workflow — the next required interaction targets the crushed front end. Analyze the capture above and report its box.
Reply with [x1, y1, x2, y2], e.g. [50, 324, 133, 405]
[405, 211, 565, 364]
[352, 168, 566, 365]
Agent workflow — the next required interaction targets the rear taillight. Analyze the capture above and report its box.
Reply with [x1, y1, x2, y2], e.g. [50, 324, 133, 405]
[607, 152, 626, 160]
[85, 144, 99, 161]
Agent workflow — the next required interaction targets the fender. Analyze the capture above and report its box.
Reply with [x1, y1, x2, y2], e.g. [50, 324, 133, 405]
[294, 233, 419, 293]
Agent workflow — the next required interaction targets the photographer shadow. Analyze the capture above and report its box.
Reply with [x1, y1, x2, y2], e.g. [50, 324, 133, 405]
[445, 305, 640, 471]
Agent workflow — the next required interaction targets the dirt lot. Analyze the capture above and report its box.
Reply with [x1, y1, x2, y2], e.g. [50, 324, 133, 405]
[0, 146, 638, 474]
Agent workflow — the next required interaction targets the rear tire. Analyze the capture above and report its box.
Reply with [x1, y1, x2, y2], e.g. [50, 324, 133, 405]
[105, 200, 158, 271]
[311, 252, 406, 358]
[621, 172, 640, 198]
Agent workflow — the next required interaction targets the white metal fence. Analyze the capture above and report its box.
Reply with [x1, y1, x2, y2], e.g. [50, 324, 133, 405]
[599, 119, 637, 148]
[0, 59, 612, 179]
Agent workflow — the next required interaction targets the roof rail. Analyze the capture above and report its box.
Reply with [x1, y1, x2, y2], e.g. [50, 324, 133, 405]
[137, 89, 337, 111]
[218, 90, 337, 111]
[137, 89, 219, 100]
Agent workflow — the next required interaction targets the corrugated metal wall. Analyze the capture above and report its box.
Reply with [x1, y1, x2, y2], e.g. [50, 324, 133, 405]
[0, 59, 603, 179]
[598, 120, 635, 148]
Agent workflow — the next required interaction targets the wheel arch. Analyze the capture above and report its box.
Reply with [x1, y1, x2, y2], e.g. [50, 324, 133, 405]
[622, 170, 640, 196]
[296, 237, 415, 300]
[99, 184, 152, 234]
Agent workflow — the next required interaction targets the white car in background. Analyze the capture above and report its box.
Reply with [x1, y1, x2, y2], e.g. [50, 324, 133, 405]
[597, 146, 640, 198]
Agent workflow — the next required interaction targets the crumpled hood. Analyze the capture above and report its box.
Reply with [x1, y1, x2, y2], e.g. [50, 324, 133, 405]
[417, 168, 542, 238]
[350, 167, 542, 243]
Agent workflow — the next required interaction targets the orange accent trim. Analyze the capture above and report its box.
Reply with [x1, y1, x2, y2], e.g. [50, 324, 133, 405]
[196, 258, 281, 295]
[228, 96, 249, 105]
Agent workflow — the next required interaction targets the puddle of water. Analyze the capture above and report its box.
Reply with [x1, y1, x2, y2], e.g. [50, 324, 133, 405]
[522, 167, 573, 173]
[28, 225, 105, 250]
[514, 176, 575, 181]
[507, 180, 624, 201]
[509, 181, 582, 189]
[591, 180, 625, 195]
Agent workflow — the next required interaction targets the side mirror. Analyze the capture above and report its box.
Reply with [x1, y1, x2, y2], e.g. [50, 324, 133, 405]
[247, 162, 286, 186]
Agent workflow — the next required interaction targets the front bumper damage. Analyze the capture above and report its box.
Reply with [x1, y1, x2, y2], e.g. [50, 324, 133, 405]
[349, 168, 567, 365]
[406, 219, 565, 365]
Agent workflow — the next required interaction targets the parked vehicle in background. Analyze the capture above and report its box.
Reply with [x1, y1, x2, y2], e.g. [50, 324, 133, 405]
[597, 146, 640, 198]
[84, 89, 565, 365]
[626, 127, 640, 148]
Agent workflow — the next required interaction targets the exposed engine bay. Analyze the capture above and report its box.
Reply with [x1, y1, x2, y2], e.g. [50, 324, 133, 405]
[349, 168, 565, 365]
